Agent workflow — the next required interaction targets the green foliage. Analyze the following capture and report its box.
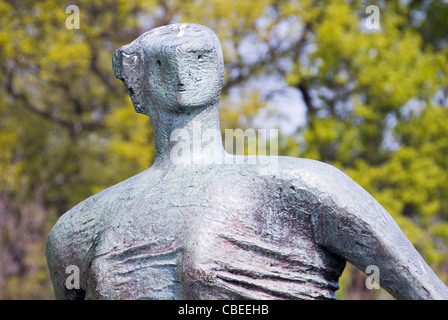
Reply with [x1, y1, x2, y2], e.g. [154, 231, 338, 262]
[1, 0, 448, 299]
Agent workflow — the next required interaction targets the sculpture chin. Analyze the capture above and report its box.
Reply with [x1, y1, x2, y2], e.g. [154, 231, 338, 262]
[152, 88, 218, 114]
[171, 100, 214, 114]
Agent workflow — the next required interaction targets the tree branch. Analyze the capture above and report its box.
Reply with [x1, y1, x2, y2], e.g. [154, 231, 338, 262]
[90, 47, 119, 92]
[4, 69, 104, 135]
[153, 0, 176, 28]
[221, 22, 312, 95]
[297, 82, 316, 118]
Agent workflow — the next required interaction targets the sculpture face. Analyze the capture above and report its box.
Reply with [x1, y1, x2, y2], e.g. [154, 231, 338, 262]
[145, 32, 223, 112]
[113, 24, 224, 114]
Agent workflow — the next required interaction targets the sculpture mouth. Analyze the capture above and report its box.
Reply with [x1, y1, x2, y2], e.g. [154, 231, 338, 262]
[177, 84, 186, 92]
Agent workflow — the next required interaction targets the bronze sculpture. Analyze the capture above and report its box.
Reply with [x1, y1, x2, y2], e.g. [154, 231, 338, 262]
[46, 23, 448, 300]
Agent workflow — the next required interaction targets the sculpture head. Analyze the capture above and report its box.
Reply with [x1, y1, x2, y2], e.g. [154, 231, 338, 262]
[113, 23, 224, 115]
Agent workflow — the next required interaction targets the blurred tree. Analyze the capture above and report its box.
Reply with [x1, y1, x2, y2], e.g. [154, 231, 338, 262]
[0, 0, 447, 299]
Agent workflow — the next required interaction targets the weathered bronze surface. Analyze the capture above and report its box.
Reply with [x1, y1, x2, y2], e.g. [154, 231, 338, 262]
[46, 23, 448, 300]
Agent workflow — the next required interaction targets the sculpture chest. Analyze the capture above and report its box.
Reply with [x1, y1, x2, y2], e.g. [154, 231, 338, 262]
[83, 167, 344, 300]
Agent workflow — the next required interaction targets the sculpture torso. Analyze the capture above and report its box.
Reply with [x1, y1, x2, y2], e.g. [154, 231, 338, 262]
[46, 23, 448, 300]
[53, 157, 345, 300]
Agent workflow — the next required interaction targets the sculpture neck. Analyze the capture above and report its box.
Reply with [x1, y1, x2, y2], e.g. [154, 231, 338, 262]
[148, 103, 225, 167]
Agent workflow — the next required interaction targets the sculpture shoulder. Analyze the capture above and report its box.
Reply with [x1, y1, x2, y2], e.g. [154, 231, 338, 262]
[46, 168, 153, 260]
[272, 156, 379, 214]
[274, 156, 352, 190]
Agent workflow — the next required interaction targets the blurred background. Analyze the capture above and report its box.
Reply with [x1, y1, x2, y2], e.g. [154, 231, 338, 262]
[1, 0, 448, 300]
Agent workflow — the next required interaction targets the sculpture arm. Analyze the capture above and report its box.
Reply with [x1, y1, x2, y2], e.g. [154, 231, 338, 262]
[307, 163, 448, 299]
[45, 202, 96, 300]
[46, 228, 83, 300]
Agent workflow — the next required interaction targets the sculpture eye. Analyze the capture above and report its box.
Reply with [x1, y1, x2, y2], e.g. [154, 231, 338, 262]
[198, 55, 203, 61]
[156, 60, 161, 66]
